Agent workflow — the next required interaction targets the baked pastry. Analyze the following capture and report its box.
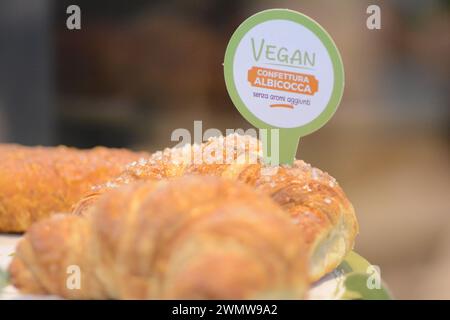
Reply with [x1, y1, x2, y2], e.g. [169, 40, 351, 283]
[0, 144, 149, 232]
[78, 134, 358, 281]
[10, 176, 309, 299]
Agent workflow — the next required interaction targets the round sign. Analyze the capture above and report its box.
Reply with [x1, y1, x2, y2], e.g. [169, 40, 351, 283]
[224, 9, 344, 135]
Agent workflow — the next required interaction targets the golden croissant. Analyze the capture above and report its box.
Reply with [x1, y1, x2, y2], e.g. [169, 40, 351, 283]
[0, 144, 149, 232]
[10, 176, 309, 299]
[78, 134, 358, 281]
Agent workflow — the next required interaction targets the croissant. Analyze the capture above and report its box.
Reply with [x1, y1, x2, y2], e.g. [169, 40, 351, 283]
[9, 176, 309, 299]
[0, 144, 149, 232]
[78, 134, 358, 281]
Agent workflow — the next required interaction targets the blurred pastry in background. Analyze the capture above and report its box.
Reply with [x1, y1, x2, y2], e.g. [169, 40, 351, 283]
[0, 144, 149, 232]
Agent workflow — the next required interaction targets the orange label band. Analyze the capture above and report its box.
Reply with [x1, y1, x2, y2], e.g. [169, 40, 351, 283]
[247, 66, 318, 96]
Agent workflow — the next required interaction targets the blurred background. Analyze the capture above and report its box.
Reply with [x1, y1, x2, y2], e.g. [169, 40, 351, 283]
[0, 0, 448, 299]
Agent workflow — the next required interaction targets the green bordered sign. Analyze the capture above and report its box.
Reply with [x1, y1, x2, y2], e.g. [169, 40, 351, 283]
[224, 9, 344, 164]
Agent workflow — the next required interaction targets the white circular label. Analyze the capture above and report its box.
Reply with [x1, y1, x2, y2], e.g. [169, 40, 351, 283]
[233, 20, 333, 128]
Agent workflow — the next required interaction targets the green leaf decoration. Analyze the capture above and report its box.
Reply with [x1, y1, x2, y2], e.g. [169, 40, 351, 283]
[336, 252, 393, 300]
[343, 272, 392, 300]
[337, 251, 372, 274]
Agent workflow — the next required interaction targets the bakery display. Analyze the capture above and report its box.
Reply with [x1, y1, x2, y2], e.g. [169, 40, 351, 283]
[78, 134, 358, 281]
[9, 176, 308, 299]
[2, 134, 358, 299]
[0, 144, 149, 232]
